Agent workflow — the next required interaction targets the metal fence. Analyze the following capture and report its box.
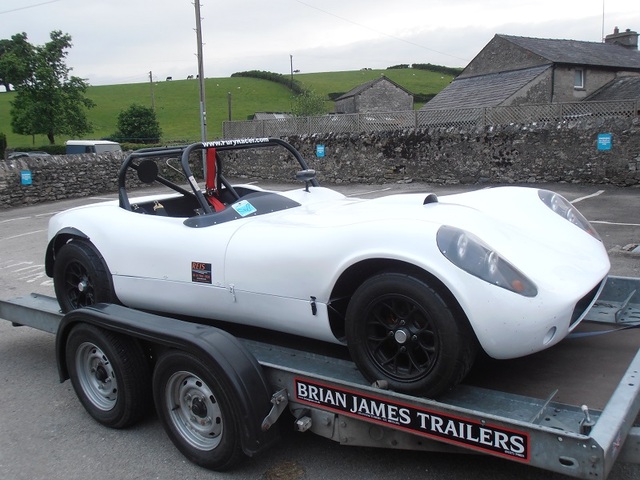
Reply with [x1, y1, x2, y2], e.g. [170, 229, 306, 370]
[222, 100, 639, 138]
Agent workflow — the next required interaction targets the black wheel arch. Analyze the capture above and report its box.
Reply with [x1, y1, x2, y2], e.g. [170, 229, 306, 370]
[45, 227, 89, 277]
[56, 304, 280, 457]
[328, 258, 475, 344]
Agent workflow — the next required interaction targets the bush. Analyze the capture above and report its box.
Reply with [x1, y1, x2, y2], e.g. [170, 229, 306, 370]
[413, 93, 437, 103]
[4, 144, 65, 155]
[411, 63, 463, 77]
[291, 90, 326, 117]
[113, 104, 162, 144]
[231, 70, 305, 95]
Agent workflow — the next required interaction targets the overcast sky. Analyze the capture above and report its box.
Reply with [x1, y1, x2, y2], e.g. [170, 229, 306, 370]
[1, 0, 639, 86]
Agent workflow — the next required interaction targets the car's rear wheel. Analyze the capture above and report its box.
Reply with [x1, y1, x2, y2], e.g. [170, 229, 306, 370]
[345, 272, 476, 398]
[53, 240, 116, 312]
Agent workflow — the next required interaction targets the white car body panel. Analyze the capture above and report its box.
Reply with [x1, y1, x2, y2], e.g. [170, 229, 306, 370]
[48, 184, 610, 360]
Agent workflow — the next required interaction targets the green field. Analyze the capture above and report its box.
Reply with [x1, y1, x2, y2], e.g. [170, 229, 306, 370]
[0, 68, 455, 149]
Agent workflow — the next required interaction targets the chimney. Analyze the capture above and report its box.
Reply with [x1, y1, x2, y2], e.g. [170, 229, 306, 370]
[604, 27, 639, 50]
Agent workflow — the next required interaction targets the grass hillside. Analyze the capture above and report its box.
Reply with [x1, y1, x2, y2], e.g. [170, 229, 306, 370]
[0, 68, 455, 150]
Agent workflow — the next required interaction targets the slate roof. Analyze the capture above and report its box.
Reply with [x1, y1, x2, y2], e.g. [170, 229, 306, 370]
[498, 34, 640, 70]
[422, 65, 551, 110]
[335, 76, 412, 101]
[586, 76, 640, 100]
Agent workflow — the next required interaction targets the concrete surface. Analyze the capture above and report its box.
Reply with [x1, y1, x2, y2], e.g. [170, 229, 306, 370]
[0, 181, 639, 480]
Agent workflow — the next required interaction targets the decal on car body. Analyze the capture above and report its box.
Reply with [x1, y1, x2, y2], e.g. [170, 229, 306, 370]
[204, 138, 269, 148]
[191, 262, 212, 284]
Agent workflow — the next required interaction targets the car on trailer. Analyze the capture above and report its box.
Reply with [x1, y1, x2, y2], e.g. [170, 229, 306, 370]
[45, 137, 610, 398]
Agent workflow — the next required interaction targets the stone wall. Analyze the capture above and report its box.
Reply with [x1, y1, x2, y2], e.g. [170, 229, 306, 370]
[0, 152, 126, 208]
[552, 65, 617, 103]
[1, 116, 639, 208]
[225, 116, 640, 187]
[335, 78, 413, 114]
[355, 80, 413, 113]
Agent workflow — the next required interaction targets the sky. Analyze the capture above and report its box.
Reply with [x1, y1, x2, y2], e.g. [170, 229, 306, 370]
[0, 0, 639, 86]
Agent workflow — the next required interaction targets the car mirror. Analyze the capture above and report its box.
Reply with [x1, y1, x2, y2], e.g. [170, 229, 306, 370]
[296, 169, 316, 192]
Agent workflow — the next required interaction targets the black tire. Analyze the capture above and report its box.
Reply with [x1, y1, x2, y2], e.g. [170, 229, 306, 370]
[65, 323, 152, 428]
[152, 350, 245, 471]
[345, 272, 476, 398]
[53, 240, 116, 313]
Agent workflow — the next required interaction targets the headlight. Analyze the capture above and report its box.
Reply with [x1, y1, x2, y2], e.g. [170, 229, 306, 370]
[538, 190, 601, 241]
[437, 226, 538, 297]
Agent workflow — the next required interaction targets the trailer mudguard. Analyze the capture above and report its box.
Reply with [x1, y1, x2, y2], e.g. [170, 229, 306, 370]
[55, 303, 279, 457]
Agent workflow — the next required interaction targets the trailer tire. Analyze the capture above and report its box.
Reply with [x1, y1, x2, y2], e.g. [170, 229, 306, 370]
[66, 323, 151, 428]
[54, 240, 116, 313]
[152, 350, 245, 471]
[346, 272, 476, 398]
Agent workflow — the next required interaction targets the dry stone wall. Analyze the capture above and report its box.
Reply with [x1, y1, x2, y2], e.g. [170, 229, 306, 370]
[1, 117, 639, 208]
[0, 152, 125, 208]
[226, 117, 640, 187]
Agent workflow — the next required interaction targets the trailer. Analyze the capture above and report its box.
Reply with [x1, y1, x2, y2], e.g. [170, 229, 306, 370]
[1, 275, 639, 478]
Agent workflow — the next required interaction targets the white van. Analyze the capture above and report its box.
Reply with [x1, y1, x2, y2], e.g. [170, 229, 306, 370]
[65, 140, 122, 154]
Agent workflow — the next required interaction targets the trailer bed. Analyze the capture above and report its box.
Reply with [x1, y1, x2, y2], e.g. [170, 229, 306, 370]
[1, 276, 639, 479]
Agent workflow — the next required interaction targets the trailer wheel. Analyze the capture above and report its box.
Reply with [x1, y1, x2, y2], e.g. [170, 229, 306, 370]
[53, 240, 116, 313]
[346, 273, 476, 398]
[152, 350, 244, 471]
[66, 323, 151, 428]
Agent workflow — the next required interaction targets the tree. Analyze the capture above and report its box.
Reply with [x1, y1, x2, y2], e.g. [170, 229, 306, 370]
[0, 39, 16, 91]
[0, 34, 33, 91]
[1, 31, 95, 144]
[0, 132, 6, 158]
[114, 104, 162, 144]
[291, 89, 326, 117]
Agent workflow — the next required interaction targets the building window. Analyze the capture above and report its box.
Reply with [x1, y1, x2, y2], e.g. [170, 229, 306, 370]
[574, 69, 585, 89]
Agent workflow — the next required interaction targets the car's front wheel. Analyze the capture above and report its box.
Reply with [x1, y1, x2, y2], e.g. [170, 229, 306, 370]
[53, 240, 116, 312]
[345, 272, 476, 398]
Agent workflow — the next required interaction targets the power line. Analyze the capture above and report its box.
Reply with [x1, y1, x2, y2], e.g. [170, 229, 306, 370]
[293, 0, 468, 62]
[0, 0, 62, 15]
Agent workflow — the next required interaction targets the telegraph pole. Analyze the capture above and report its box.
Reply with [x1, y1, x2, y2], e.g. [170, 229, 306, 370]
[290, 54, 294, 89]
[149, 71, 155, 111]
[194, 1, 207, 143]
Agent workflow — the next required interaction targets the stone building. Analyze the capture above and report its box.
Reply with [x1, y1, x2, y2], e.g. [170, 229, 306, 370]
[422, 27, 640, 110]
[334, 76, 413, 114]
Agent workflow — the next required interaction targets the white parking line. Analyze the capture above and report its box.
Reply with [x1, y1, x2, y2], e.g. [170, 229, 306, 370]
[0, 261, 33, 269]
[0, 260, 52, 286]
[0, 212, 58, 223]
[347, 187, 392, 197]
[0, 216, 32, 224]
[571, 190, 605, 204]
[0, 229, 47, 241]
[591, 220, 640, 227]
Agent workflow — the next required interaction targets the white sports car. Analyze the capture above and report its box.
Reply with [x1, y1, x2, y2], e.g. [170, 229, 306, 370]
[46, 137, 610, 397]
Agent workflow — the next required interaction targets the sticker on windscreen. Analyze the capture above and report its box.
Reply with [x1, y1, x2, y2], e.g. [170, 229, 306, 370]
[232, 200, 257, 217]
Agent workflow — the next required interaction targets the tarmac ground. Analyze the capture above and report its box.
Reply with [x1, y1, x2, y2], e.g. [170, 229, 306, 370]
[0, 180, 639, 480]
